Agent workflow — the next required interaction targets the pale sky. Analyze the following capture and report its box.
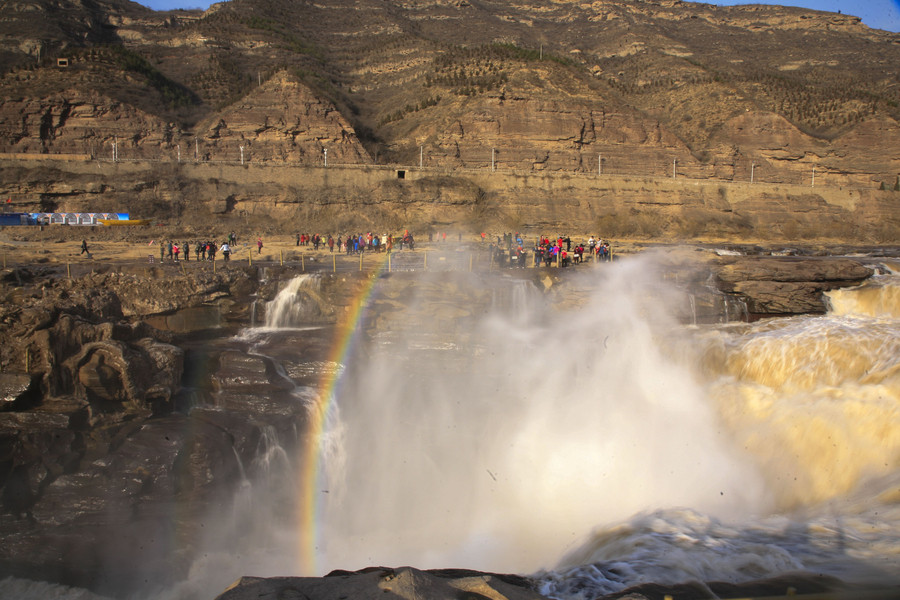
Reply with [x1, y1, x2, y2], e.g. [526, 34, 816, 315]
[134, 0, 900, 33]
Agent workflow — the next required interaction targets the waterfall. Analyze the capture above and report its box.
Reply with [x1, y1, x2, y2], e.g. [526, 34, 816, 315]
[315, 261, 900, 593]
[317, 257, 770, 574]
[8, 263, 897, 600]
[540, 274, 900, 597]
[825, 276, 900, 318]
[263, 274, 326, 328]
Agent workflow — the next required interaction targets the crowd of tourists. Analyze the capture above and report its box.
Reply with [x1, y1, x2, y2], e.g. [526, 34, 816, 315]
[490, 232, 612, 268]
[154, 232, 243, 263]
[295, 231, 415, 253]
[147, 229, 609, 268]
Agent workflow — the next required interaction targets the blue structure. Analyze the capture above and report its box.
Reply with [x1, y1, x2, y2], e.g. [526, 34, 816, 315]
[29, 212, 130, 225]
[0, 213, 38, 226]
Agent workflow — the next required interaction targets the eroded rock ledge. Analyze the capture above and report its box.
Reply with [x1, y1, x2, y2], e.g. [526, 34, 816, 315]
[213, 567, 877, 600]
[713, 256, 875, 315]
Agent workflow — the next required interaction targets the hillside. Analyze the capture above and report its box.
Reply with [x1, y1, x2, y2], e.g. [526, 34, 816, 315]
[0, 0, 899, 240]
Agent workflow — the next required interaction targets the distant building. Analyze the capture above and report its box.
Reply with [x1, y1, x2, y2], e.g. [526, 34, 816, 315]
[0, 213, 38, 226]
[27, 212, 130, 226]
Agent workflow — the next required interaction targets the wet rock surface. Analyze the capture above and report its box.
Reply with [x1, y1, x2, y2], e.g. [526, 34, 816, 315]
[714, 256, 875, 315]
[213, 567, 877, 600]
[217, 567, 547, 600]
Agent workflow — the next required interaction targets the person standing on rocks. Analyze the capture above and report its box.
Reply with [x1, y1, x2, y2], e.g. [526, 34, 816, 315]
[159, 241, 165, 262]
[184, 242, 190, 261]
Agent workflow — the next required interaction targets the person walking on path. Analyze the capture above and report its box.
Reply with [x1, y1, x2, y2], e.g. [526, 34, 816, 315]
[80, 239, 89, 256]
[257, 237, 263, 254]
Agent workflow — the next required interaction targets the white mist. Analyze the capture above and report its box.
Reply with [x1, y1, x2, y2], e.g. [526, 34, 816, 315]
[317, 255, 769, 574]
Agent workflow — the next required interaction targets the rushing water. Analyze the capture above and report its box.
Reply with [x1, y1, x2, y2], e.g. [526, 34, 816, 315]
[1, 253, 898, 600]
[313, 255, 900, 594]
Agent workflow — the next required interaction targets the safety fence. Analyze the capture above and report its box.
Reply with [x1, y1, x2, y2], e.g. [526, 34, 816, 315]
[1, 142, 872, 190]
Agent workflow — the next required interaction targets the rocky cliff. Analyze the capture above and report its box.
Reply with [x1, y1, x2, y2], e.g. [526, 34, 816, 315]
[1, 0, 900, 236]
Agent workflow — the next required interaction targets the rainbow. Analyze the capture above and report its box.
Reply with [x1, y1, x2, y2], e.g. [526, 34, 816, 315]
[296, 250, 392, 574]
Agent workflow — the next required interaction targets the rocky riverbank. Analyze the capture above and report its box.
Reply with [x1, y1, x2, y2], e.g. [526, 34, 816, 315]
[215, 567, 887, 600]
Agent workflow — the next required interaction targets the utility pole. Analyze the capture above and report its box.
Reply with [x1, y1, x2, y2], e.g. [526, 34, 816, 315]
[419, 145, 423, 168]
[750, 162, 755, 184]
[598, 153, 602, 176]
[177, 145, 180, 163]
[491, 148, 495, 172]
[811, 166, 816, 187]
[672, 158, 677, 179]
[324, 148, 328, 167]
[240, 145, 244, 165]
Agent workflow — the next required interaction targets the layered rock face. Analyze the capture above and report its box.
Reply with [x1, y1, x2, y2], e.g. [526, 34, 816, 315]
[715, 257, 876, 314]
[0, 73, 371, 164]
[214, 567, 864, 600]
[2, 155, 897, 244]
[196, 73, 371, 165]
[2, 0, 900, 220]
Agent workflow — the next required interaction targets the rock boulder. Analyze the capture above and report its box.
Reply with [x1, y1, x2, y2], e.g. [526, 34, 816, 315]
[713, 257, 874, 315]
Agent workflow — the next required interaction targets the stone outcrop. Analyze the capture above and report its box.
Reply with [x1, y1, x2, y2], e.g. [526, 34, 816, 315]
[214, 568, 867, 600]
[0, 90, 177, 157]
[216, 568, 546, 600]
[196, 72, 371, 165]
[714, 256, 874, 315]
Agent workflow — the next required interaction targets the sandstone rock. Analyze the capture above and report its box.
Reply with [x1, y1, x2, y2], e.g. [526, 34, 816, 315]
[195, 72, 371, 166]
[215, 567, 546, 600]
[714, 257, 873, 314]
[0, 373, 35, 410]
[715, 257, 873, 283]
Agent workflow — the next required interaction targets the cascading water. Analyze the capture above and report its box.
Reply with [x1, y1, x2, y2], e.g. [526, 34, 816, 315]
[313, 255, 900, 594]
[316, 258, 770, 575]
[262, 274, 327, 328]
[4, 255, 898, 600]
[536, 272, 900, 597]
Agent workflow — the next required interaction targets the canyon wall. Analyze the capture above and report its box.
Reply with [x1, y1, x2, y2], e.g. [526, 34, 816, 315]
[1, 155, 896, 242]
